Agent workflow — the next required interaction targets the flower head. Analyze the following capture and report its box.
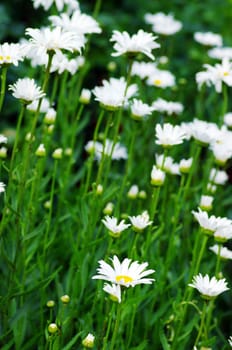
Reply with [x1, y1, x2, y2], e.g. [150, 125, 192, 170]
[9, 78, 45, 104]
[130, 99, 154, 120]
[146, 68, 176, 88]
[192, 207, 232, 235]
[155, 123, 186, 148]
[92, 77, 137, 111]
[150, 165, 166, 186]
[0, 182, 6, 193]
[82, 333, 95, 348]
[25, 26, 84, 57]
[32, 0, 79, 13]
[102, 216, 130, 238]
[188, 273, 229, 299]
[152, 98, 183, 115]
[103, 283, 121, 303]
[194, 32, 223, 47]
[210, 245, 232, 260]
[145, 12, 182, 35]
[49, 9, 102, 35]
[0, 42, 25, 66]
[128, 211, 152, 232]
[110, 29, 160, 60]
[92, 255, 155, 287]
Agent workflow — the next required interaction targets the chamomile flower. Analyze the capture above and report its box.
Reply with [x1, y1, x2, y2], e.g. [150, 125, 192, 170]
[150, 165, 166, 186]
[9, 78, 45, 104]
[110, 29, 160, 60]
[0, 135, 7, 144]
[147, 68, 176, 88]
[0, 42, 25, 66]
[208, 47, 232, 60]
[188, 273, 229, 299]
[214, 226, 232, 242]
[223, 112, 232, 127]
[82, 333, 95, 348]
[210, 168, 228, 185]
[179, 158, 193, 173]
[194, 32, 223, 47]
[210, 245, 232, 260]
[0, 182, 6, 193]
[192, 207, 232, 234]
[152, 98, 183, 115]
[131, 61, 157, 79]
[229, 336, 232, 347]
[32, 0, 79, 13]
[102, 216, 130, 238]
[25, 26, 84, 57]
[103, 283, 121, 303]
[130, 99, 154, 120]
[50, 52, 84, 75]
[196, 58, 232, 93]
[92, 77, 137, 111]
[155, 154, 180, 175]
[128, 211, 153, 232]
[199, 195, 214, 211]
[155, 123, 186, 148]
[145, 12, 182, 36]
[49, 9, 102, 35]
[92, 255, 155, 287]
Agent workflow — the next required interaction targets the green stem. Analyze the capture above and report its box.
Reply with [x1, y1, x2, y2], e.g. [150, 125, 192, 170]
[109, 302, 122, 350]
[102, 303, 115, 350]
[0, 66, 8, 112]
[215, 243, 222, 278]
[194, 300, 208, 348]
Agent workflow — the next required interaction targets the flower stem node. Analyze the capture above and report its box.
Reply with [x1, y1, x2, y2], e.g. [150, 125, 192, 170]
[82, 333, 95, 348]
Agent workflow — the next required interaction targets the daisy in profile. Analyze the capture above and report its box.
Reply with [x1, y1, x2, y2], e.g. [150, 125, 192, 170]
[189, 273, 229, 299]
[150, 165, 166, 186]
[0, 182, 6, 193]
[128, 211, 153, 232]
[130, 99, 154, 120]
[25, 26, 85, 57]
[103, 283, 122, 303]
[196, 58, 232, 93]
[9, 78, 45, 104]
[49, 9, 102, 35]
[192, 207, 232, 234]
[152, 98, 184, 116]
[208, 46, 232, 60]
[194, 32, 223, 47]
[110, 29, 160, 60]
[92, 255, 155, 287]
[146, 68, 176, 88]
[102, 216, 130, 238]
[228, 336, 232, 346]
[92, 77, 137, 111]
[155, 123, 186, 148]
[0, 42, 25, 67]
[145, 12, 182, 36]
[210, 245, 232, 260]
[32, 0, 79, 13]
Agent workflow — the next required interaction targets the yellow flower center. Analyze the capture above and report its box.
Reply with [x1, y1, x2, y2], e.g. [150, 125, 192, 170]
[154, 79, 162, 86]
[5, 55, 11, 61]
[223, 71, 229, 76]
[116, 275, 133, 283]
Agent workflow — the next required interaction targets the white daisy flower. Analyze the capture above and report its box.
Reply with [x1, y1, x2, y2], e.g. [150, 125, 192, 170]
[50, 51, 84, 75]
[155, 123, 186, 148]
[199, 195, 214, 211]
[187, 119, 220, 145]
[0, 42, 25, 66]
[228, 336, 232, 346]
[147, 68, 176, 88]
[210, 168, 228, 185]
[155, 154, 180, 175]
[192, 207, 232, 234]
[0, 182, 6, 193]
[208, 47, 232, 60]
[0, 135, 7, 144]
[152, 98, 183, 115]
[92, 77, 137, 111]
[110, 29, 160, 60]
[210, 244, 232, 260]
[92, 255, 155, 287]
[188, 273, 229, 299]
[9, 78, 45, 104]
[145, 12, 182, 36]
[25, 26, 84, 57]
[102, 216, 130, 238]
[32, 0, 79, 13]
[194, 32, 223, 47]
[179, 158, 193, 174]
[131, 61, 157, 80]
[150, 165, 166, 186]
[49, 9, 102, 35]
[103, 283, 121, 303]
[128, 211, 153, 232]
[223, 112, 232, 127]
[130, 99, 154, 120]
[214, 226, 232, 242]
[27, 97, 50, 113]
[196, 58, 232, 93]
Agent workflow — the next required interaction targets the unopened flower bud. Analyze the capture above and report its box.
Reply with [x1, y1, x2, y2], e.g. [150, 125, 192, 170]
[199, 195, 213, 211]
[0, 146, 7, 158]
[138, 190, 147, 199]
[46, 300, 55, 308]
[96, 184, 103, 195]
[44, 108, 56, 125]
[52, 148, 63, 159]
[150, 165, 165, 186]
[82, 333, 95, 348]
[48, 323, 58, 334]
[35, 144, 46, 157]
[60, 294, 70, 304]
[79, 89, 91, 104]
[179, 158, 193, 174]
[103, 202, 114, 215]
[127, 185, 139, 199]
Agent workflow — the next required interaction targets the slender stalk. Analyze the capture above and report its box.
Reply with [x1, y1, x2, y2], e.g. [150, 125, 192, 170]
[102, 303, 115, 350]
[109, 302, 122, 350]
[0, 66, 8, 112]
[193, 300, 208, 348]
